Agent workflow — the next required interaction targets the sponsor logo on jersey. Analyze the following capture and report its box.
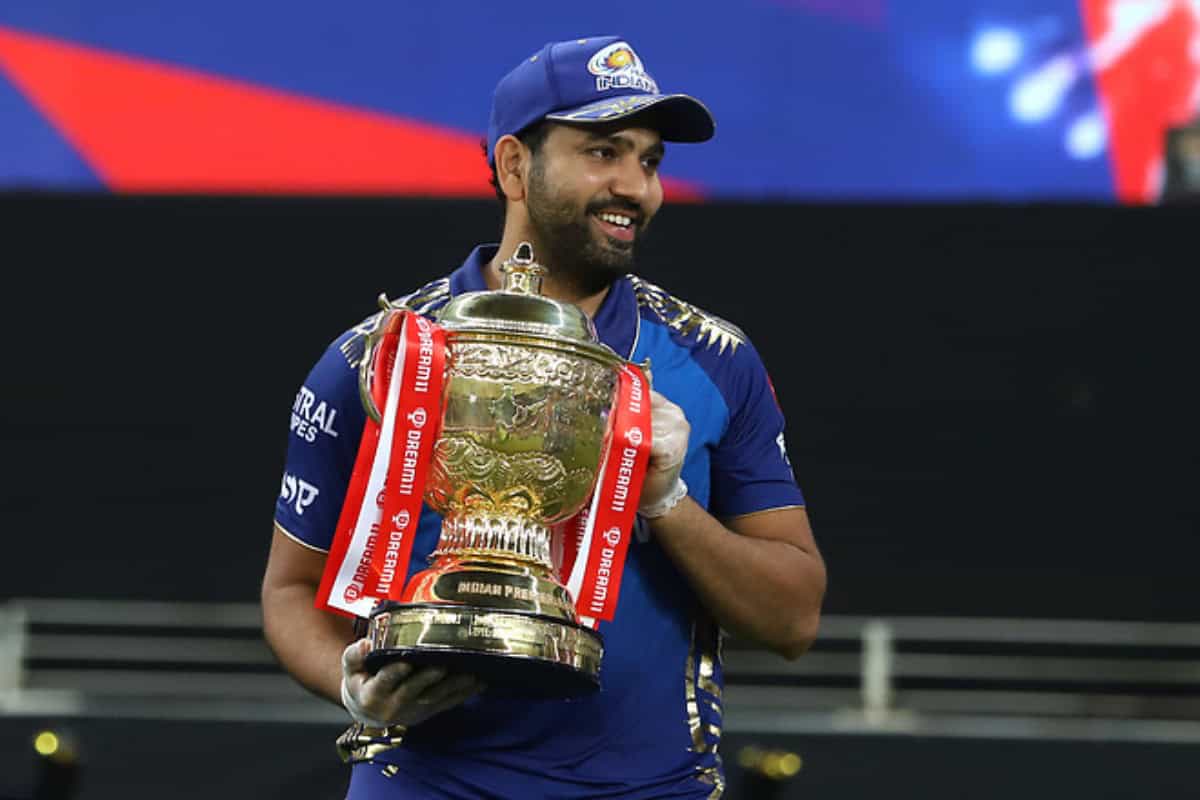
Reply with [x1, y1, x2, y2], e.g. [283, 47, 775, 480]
[291, 385, 340, 443]
[586, 41, 659, 93]
[280, 473, 320, 516]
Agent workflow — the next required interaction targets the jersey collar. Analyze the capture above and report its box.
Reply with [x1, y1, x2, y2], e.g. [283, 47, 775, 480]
[448, 244, 639, 360]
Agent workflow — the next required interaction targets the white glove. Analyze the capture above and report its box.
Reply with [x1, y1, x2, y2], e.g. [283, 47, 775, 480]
[639, 391, 690, 518]
[340, 638, 485, 728]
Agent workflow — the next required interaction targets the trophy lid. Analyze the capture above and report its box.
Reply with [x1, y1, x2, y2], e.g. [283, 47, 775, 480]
[436, 243, 618, 360]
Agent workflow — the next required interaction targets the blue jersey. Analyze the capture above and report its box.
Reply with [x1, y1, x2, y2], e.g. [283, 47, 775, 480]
[275, 245, 805, 799]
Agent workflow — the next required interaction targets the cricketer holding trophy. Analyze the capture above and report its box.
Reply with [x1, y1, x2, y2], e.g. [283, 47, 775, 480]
[262, 35, 827, 799]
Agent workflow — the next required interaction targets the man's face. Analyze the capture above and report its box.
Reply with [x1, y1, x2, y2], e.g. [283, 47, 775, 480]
[523, 123, 665, 295]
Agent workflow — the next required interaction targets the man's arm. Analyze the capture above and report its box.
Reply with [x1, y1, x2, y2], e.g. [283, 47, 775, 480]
[638, 390, 825, 660]
[261, 525, 355, 704]
[648, 503, 825, 660]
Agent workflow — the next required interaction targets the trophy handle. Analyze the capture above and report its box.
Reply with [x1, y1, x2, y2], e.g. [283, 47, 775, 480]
[357, 293, 400, 425]
[637, 357, 652, 388]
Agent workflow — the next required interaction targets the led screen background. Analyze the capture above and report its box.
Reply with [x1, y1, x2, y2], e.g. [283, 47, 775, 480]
[0, 1, 1197, 202]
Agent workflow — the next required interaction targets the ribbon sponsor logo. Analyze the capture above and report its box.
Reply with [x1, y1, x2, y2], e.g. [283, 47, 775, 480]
[344, 534, 377, 603]
[413, 316, 435, 394]
[609, 375, 646, 514]
[379, 404, 429, 594]
[610, 435, 641, 514]
[280, 473, 320, 516]
[344, 492, 385, 604]
[377, 526, 405, 597]
[589, 537, 618, 616]
[603, 527, 621, 547]
[628, 370, 644, 412]
[397, 408, 428, 498]
[291, 385, 340, 443]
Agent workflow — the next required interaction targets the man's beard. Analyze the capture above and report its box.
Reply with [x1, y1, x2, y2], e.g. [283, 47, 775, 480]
[524, 162, 646, 297]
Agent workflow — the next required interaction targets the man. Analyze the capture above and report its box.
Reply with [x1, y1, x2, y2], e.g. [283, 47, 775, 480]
[262, 35, 826, 799]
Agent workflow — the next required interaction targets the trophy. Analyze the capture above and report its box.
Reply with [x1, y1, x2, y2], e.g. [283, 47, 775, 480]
[355, 243, 637, 696]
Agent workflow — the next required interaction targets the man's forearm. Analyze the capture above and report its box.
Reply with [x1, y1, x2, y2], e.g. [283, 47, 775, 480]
[648, 499, 825, 659]
[262, 582, 357, 705]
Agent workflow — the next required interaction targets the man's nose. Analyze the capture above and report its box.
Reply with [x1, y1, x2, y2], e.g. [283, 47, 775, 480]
[609, 155, 651, 206]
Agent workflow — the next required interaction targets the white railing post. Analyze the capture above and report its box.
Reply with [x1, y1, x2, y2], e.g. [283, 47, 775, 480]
[0, 601, 29, 695]
[862, 618, 894, 724]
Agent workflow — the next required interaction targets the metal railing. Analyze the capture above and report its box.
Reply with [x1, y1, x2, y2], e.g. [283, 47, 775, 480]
[3, 598, 1200, 742]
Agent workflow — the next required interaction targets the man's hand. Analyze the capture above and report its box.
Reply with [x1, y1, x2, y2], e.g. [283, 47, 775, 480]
[639, 390, 690, 514]
[340, 639, 485, 728]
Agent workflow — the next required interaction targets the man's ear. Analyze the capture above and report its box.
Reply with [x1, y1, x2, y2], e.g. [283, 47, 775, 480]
[494, 135, 528, 203]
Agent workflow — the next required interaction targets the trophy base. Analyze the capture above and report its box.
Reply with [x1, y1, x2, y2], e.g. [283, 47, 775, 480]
[364, 601, 603, 698]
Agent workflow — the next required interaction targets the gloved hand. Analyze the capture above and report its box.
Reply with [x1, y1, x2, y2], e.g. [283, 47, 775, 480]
[340, 638, 485, 728]
[638, 390, 690, 518]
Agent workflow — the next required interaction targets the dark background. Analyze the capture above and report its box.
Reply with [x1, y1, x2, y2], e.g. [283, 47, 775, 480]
[2, 721, 1197, 800]
[2, 196, 1198, 799]
[1, 195, 1196, 620]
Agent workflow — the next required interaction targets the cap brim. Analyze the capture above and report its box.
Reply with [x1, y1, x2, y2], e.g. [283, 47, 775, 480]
[545, 94, 714, 143]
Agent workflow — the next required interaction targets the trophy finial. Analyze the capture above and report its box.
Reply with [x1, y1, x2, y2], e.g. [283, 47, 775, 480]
[499, 241, 547, 296]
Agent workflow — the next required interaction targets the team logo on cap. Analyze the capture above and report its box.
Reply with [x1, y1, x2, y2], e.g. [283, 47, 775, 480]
[586, 41, 659, 93]
[589, 43, 641, 75]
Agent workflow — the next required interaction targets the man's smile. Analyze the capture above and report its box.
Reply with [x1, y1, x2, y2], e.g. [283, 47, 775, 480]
[591, 210, 638, 243]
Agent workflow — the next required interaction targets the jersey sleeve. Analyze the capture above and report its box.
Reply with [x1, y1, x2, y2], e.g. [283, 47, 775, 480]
[708, 341, 805, 518]
[273, 330, 368, 552]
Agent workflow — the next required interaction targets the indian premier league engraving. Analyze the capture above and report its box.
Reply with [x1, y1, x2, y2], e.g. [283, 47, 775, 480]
[344, 243, 648, 696]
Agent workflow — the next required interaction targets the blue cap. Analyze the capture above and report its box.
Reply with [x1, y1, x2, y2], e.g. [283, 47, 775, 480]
[486, 36, 715, 164]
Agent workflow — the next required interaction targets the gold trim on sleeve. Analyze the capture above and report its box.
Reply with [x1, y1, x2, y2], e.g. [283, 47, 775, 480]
[688, 618, 727, 796]
[339, 312, 383, 368]
[339, 278, 451, 368]
[685, 622, 709, 753]
[629, 276, 746, 356]
[697, 767, 726, 799]
[698, 647, 723, 699]
[274, 522, 330, 554]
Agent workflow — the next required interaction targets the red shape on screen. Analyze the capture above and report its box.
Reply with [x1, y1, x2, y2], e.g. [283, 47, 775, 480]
[1080, 1, 1200, 203]
[0, 25, 704, 200]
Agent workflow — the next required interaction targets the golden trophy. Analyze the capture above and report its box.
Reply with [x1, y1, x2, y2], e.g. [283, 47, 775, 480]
[356, 243, 631, 696]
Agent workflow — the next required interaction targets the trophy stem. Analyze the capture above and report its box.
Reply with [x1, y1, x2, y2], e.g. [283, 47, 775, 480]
[430, 512, 555, 572]
[374, 514, 603, 697]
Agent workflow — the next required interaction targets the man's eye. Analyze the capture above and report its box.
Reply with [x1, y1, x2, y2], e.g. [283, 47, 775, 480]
[643, 157, 662, 171]
[590, 147, 616, 159]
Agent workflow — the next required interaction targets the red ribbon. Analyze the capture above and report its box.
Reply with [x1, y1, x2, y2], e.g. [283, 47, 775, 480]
[367, 314, 445, 599]
[566, 364, 653, 625]
[316, 310, 446, 616]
